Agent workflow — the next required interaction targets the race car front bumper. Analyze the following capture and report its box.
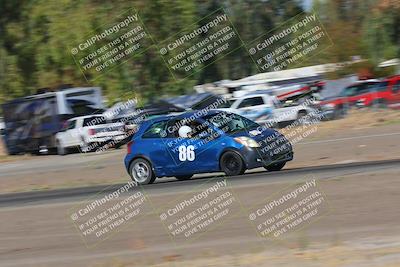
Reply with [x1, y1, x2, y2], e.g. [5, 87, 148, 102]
[240, 145, 294, 169]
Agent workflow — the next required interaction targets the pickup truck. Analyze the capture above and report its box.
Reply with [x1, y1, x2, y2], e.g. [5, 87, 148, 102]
[218, 93, 318, 127]
[55, 115, 126, 155]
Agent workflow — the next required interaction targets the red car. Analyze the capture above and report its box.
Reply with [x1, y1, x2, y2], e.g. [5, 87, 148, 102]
[320, 76, 400, 119]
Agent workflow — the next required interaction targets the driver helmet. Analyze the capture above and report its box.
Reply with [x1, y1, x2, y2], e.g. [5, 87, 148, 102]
[178, 125, 192, 138]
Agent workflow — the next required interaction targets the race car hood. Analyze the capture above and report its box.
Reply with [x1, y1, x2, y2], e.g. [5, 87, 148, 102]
[229, 127, 280, 143]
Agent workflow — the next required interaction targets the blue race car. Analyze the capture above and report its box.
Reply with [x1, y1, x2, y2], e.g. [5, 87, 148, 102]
[124, 110, 293, 184]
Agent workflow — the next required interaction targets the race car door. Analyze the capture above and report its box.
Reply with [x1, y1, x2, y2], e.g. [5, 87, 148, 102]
[162, 119, 222, 174]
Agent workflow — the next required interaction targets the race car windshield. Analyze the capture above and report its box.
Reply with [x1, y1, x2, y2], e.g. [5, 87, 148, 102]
[204, 113, 259, 135]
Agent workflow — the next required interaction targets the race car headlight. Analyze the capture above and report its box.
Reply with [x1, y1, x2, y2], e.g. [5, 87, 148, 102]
[234, 137, 260, 148]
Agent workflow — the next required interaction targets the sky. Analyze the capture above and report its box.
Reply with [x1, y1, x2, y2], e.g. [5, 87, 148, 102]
[303, 0, 313, 10]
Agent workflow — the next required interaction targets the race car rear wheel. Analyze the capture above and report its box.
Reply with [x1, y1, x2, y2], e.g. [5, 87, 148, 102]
[220, 151, 246, 176]
[175, 175, 193, 181]
[129, 158, 156, 185]
[265, 162, 286, 172]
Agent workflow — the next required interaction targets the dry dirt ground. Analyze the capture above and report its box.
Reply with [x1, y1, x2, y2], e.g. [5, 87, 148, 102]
[0, 109, 399, 193]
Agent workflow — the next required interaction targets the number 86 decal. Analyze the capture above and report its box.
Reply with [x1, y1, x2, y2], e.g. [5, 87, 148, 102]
[178, 145, 195, 161]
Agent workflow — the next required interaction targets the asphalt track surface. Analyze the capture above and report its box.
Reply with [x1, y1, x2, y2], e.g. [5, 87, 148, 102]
[1, 158, 399, 207]
[1, 159, 399, 267]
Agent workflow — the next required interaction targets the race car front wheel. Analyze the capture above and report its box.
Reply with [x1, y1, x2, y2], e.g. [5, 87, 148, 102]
[220, 151, 246, 176]
[129, 158, 156, 185]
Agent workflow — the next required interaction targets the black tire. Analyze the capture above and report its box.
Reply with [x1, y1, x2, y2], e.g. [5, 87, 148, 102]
[297, 110, 308, 124]
[30, 149, 41, 156]
[56, 140, 67, 156]
[79, 140, 89, 153]
[80, 141, 99, 153]
[333, 107, 346, 119]
[175, 175, 193, 181]
[129, 158, 156, 185]
[220, 151, 246, 176]
[265, 162, 286, 172]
